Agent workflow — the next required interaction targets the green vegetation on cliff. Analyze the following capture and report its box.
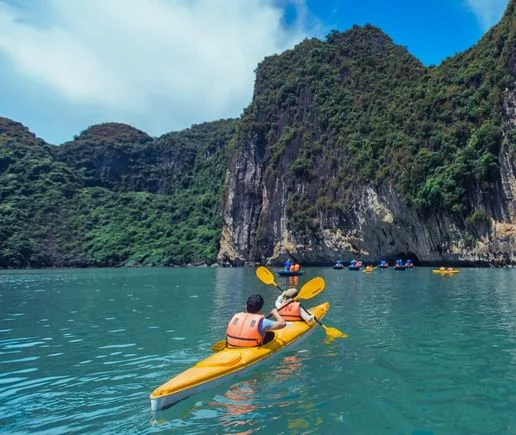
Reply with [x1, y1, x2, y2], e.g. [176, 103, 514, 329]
[0, 118, 235, 267]
[244, 9, 515, 237]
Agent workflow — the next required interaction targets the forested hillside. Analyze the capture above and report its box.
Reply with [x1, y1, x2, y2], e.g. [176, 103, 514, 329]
[0, 118, 235, 267]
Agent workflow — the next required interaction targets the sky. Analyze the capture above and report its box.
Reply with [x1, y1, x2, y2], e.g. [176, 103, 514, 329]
[0, 0, 510, 145]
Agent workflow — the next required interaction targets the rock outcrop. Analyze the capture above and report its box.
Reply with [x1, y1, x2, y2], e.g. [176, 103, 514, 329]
[218, 4, 516, 267]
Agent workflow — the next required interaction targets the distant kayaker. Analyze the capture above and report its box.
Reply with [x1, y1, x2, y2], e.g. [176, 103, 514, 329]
[226, 294, 286, 348]
[284, 259, 292, 271]
[275, 288, 315, 323]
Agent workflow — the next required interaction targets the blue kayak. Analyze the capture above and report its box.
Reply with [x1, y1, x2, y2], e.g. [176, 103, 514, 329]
[278, 270, 304, 276]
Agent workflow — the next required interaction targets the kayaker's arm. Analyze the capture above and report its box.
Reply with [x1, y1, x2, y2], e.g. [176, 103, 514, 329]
[267, 308, 286, 330]
[299, 306, 315, 323]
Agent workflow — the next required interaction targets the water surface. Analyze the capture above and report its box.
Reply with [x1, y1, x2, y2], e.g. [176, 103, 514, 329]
[1, 267, 515, 433]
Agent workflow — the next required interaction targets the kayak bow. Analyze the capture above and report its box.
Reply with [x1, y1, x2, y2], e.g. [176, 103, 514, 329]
[149, 302, 329, 411]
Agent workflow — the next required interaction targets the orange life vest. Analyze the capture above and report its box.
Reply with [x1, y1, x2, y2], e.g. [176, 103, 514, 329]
[226, 312, 264, 347]
[289, 264, 295, 272]
[293, 264, 300, 272]
[277, 301, 303, 321]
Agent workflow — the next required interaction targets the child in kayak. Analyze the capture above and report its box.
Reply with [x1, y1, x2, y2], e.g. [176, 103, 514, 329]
[226, 294, 286, 347]
[275, 288, 315, 323]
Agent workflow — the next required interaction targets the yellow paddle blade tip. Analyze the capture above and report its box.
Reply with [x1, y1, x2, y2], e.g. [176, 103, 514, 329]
[322, 325, 348, 340]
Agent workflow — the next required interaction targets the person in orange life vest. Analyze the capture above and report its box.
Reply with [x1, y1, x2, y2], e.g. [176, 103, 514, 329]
[275, 288, 314, 323]
[226, 294, 286, 347]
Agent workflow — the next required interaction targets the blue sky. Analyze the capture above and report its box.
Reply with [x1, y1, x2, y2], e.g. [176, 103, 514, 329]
[0, 0, 510, 145]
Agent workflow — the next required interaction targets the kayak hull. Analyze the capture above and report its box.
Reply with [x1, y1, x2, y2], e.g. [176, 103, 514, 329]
[432, 269, 460, 274]
[278, 270, 303, 276]
[150, 302, 329, 411]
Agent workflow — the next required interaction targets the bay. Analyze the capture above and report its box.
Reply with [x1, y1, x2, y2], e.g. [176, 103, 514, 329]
[0, 267, 515, 434]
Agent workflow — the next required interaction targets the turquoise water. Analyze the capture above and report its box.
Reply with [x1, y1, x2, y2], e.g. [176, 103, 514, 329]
[1, 267, 515, 434]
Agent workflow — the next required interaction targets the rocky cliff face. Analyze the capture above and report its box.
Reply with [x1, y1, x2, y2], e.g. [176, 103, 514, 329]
[218, 8, 516, 267]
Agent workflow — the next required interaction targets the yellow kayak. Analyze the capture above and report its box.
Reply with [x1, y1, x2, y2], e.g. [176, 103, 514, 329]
[432, 269, 460, 274]
[150, 302, 329, 411]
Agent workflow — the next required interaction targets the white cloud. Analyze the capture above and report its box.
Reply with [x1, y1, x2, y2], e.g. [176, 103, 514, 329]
[464, 0, 508, 30]
[0, 0, 309, 141]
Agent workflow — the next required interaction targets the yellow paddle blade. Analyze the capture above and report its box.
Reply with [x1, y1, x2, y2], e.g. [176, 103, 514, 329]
[256, 266, 278, 287]
[211, 340, 226, 352]
[297, 277, 325, 300]
[313, 316, 348, 342]
[322, 324, 348, 339]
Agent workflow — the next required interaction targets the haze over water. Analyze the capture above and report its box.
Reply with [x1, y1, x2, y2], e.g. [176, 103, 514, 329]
[1, 267, 515, 433]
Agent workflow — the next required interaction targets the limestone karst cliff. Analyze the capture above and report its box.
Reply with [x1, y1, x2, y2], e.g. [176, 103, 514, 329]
[218, 2, 516, 266]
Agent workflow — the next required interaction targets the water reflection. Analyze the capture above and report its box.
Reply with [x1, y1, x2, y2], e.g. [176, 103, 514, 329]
[213, 356, 303, 430]
[288, 276, 299, 288]
[217, 381, 259, 434]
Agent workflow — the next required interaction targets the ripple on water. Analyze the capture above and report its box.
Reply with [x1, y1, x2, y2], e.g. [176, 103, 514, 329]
[0, 356, 39, 364]
[98, 344, 136, 349]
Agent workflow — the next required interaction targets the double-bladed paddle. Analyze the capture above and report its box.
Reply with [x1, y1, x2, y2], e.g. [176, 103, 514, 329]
[257, 265, 348, 340]
[210, 273, 326, 351]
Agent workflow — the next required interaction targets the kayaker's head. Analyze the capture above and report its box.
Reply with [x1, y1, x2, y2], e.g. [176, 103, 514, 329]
[283, 287, 298, 300]
[246, 294, 264, 313]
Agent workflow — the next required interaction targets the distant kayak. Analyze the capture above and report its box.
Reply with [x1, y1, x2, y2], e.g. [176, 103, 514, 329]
[278, 270, 304, 276]
[432, 269, 460, 274]
[394, 265, 406, 271]
[149, 302, 329, 411]
[333, 265, 345, 270]
[348, 266, 361, 271]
